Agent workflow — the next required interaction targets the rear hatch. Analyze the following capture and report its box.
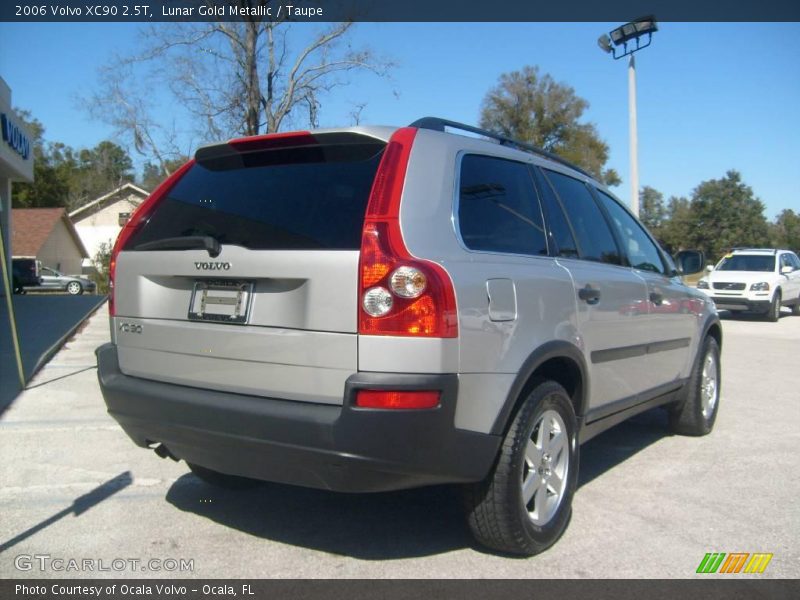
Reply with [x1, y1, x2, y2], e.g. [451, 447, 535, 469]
[112, 131, 388, 405]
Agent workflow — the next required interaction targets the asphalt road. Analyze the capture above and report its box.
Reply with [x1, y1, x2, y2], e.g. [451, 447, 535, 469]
[0, 307, 798, 578]
[0, 295, 106, 413]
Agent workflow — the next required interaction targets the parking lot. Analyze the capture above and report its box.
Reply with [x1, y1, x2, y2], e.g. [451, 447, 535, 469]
[0, 295, 106, 413]
[0, 306, 798, 579]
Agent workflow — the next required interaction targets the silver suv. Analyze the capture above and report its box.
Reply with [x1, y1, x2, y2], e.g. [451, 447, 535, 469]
[97, 118, 720, 555]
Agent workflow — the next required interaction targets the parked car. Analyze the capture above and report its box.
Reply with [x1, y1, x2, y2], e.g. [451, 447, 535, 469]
[697, 248, 800, 321]
[97, 118, 719, 556]
[11, 257, 42, 294]
[31, 266, 96, 295]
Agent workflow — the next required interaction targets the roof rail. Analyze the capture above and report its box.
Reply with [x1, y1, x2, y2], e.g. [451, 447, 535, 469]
[409, 116, 592, 178]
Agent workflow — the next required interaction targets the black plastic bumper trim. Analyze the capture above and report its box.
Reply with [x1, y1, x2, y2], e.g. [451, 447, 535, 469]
[710, 297, 771, 313]
[96, 343, 500, 493]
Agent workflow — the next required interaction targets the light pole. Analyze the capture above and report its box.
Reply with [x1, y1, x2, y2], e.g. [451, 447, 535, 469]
[598, 17, 658, 217]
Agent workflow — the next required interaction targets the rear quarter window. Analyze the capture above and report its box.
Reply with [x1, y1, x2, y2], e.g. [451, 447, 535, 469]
[457, 154, 548, 256]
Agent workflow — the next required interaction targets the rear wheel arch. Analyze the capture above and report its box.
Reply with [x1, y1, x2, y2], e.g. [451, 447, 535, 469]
[490, 341, 587, 437]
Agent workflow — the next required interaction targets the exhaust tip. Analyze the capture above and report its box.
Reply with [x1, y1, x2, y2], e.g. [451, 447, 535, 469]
[153, 443, 178, 461]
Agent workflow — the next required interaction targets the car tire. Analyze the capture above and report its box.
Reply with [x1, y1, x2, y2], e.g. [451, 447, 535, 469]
[766, 290, 781, 322]
[792, 298, 800, 316]
[463, 380, 579, 556]
[66, 281, 83, 295]
[187, 463, 261, 490]
[669, 336, 721, 436]
[12, 277, 23, 294]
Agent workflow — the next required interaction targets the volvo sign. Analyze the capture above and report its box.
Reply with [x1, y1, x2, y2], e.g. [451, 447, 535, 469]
[1, 113, 31, 160]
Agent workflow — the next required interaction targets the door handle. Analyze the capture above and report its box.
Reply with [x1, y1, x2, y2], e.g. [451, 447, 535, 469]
[578, 285, 601, 305]
[650, 292, 664, 306]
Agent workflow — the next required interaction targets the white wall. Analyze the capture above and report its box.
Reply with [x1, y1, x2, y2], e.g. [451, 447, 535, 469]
[74, 195, 142, 264]
[38, 219, 84, 275]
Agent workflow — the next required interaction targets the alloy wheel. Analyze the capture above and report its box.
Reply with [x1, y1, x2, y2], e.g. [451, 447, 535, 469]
[522, 409, 569, 526]
[700, 351, 719, 419]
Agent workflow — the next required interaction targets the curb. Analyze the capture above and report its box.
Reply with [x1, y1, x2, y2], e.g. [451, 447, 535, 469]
[28, 296, 108, 381]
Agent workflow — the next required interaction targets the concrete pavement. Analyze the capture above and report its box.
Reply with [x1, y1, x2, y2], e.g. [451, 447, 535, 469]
[0, 306, 798, 578]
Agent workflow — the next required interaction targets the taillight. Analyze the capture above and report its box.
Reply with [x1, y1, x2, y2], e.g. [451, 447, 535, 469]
[358, 128, 458, 338]
[108, 160, 195, 316]
[355, 390, 441, 410]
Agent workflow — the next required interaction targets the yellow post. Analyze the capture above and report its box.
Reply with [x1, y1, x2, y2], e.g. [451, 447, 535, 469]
[0, 224, 26, 389]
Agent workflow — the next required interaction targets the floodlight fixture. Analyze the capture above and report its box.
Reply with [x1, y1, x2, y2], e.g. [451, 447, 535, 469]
[598, 16, 658, 60]
[596, 16, 658, 217]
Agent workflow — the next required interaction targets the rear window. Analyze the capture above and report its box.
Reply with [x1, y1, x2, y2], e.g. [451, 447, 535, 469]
[126, 140, 385, 251]
[717, 254, 775, 272]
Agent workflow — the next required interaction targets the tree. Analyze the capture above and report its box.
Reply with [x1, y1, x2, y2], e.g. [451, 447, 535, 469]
[639, 186, 667, 232]
[68, 141, 135, 209]
[479, 65, 619, 185]
[11, 109, 135, 210]
[685, 170, 770, 262]
[88, 10, 393, 173]
[139, 157, 188, 191]
[90, 241, 113, 294]
[12, 110, 72, 208]
[770, 209, 800, 253]
[656, 195, 693, 254]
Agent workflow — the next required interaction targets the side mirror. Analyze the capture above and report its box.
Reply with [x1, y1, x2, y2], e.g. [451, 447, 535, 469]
[675, 250, 705, 276]
[706, 265, 714, 273]
[781, 265, 794, 275]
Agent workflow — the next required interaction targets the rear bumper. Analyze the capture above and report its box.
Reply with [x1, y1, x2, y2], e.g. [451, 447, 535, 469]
[96, 343, 500, 493]
[709, 296, 771, 313]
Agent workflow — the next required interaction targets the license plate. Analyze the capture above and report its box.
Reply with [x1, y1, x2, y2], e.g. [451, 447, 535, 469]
[188, 280, 254, 324]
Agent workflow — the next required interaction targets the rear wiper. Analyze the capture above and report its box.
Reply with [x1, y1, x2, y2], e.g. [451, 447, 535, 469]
[135, 236, 221, 258]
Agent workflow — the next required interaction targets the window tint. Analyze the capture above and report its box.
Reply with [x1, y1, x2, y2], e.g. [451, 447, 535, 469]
[126, 142, 385, 251]
[790, 253, 800, 269]
[532, 167, 579, 258]
[595, 189, 666, 274]
[458, 155, 548, 256]
[718, 255, 775, 272]
[543, 170, 621, 265]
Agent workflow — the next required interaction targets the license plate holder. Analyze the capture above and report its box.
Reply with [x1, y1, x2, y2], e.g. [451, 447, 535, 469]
[188, 280, 254, 324]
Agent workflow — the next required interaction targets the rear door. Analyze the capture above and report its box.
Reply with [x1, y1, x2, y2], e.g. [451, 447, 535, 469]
[537, 168, 651, 413]
[112, 132, 386, 405]
[593, 189, 698, 386]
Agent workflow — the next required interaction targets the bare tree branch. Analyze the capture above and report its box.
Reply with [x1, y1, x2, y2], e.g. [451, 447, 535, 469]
[86, 12, 394, 168]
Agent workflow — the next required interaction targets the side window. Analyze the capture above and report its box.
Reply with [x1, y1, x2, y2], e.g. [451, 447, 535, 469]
[543, 170, 621, 265]
[458, 155, 548, 256]
[531, 167, 579, 258]
[594, 189, 666, 275]
[790, 254, 800, 269]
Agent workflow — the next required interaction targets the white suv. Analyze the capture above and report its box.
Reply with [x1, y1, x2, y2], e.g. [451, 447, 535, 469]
[697, 248, 800, 321]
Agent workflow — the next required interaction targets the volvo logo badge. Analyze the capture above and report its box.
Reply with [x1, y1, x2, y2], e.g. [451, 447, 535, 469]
[195, 262, 231, 271]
